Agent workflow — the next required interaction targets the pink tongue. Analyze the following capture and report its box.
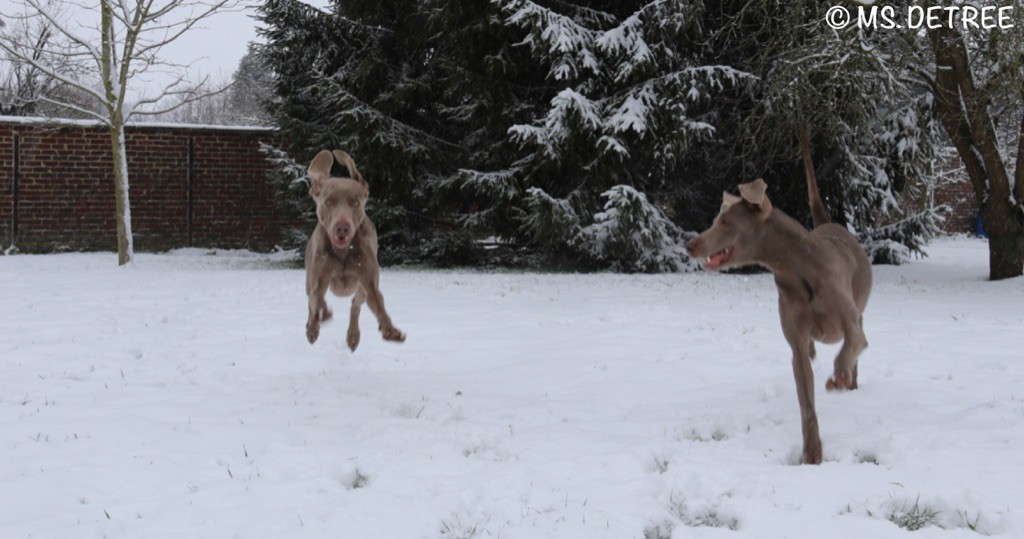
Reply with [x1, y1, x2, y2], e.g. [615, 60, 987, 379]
[707, 250, 729, 268]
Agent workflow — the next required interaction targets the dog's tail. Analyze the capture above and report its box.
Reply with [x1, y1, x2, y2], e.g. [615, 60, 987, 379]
[799, 124, 830, 228]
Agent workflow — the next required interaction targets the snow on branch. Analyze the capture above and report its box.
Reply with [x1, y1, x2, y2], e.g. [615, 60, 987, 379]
[580, 184, 693, 272]
[495, 0, 601, 81]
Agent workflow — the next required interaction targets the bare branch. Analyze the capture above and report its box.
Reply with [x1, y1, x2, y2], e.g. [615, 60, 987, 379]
[133, 0, 239, 57]
[10, 0, 101, 59]
[128, 92, 221, 118]
[0, 40, 109, 104]
[37, 94, 111, 124]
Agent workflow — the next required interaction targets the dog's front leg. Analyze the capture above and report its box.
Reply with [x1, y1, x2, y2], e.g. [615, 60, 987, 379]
[781, 300, 822, 464]
[791, 343, 822, 464]
[363, 277, 405, 343]
[826, 298, 867, 391]
[306, 274, 330, 344]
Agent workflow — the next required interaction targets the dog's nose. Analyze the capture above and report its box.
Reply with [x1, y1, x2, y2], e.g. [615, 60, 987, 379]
[334, 221, 351, 240]
[685, 237, 701, 255]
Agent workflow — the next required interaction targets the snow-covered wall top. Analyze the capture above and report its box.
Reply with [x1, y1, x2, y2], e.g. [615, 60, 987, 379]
[0, 115, 275, 132]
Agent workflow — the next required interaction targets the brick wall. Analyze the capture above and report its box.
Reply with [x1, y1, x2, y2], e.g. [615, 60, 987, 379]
[0, 118, 281, 253]
[932, 161, 978, 234]
[0, 117, 983, 253]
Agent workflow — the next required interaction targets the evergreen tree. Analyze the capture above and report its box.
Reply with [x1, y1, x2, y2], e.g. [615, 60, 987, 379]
[257, 0, 535, 264]
[696, 0, 945, 264]
[258, 0, 948, 270]
[226, 45, 274, 126]
[449, 0, 752, 271]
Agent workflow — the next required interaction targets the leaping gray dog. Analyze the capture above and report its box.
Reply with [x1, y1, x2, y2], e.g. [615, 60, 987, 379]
[684, 129, 872, 464]
[304, 150, 406, 351]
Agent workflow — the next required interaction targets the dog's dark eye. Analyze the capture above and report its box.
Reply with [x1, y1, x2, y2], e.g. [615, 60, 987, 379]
[326, 198, 336, 206]
[350, 198, 359, 207]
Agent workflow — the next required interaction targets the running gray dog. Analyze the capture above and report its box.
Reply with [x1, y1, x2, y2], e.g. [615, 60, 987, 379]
[304, 150, 405, 352]
[685, 130, 872, 464]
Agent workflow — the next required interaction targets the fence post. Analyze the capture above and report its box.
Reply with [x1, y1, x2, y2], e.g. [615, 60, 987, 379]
[187, 136, 195, 247]
[11, 134, 19, 248]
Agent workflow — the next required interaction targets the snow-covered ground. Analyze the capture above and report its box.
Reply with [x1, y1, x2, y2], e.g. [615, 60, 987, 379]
[1, 237, 1021, 538]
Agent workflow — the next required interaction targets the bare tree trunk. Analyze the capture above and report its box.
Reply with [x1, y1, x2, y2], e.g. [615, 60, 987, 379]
[100, 0, 131, 265]
[109, 121, 133, 265]
[3, 0, 236, 264]
[927, 18, 1024, 280]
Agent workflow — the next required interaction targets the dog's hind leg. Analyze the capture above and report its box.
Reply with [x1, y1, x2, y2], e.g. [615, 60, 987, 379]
[306, 274, 330, 345]
[347, 288, 365, 352]
[364, 278, 405, 343]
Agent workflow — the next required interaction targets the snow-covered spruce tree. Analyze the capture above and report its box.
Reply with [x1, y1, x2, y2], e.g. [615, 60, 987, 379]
[452, 0, 752, 271]
[581, 185, 694, 272]
[696, 0, 945, 264]
[257, 0, 546, 264]
[260, 143, 313, 250]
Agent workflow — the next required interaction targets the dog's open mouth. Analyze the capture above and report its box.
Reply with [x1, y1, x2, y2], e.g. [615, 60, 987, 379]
[331, 236, 351, 249]
[703, 246, 734, 270]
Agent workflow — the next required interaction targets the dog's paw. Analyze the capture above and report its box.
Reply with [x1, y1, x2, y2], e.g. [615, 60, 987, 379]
[380, 325, 406, 343]
[347, 329, 360, 352]
[801, 437, 823, 465]
[320, 306, 333, 323]
[825, 373, 857, 391]
[306, 323, 320, 344]
[801, 450, 823, 465]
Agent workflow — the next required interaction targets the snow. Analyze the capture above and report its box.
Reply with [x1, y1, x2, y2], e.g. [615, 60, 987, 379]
[1, 237, 1022, 537]
[607, 87, 653, 135]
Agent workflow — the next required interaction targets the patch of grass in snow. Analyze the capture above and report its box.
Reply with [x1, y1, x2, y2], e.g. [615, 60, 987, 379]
[884, 496, 941, 531]
[439, 515, 485, 538]
[646, 453, 670, 474]
[956, 509, 983, 533]
[645, 494, 738, 537]
[350, 469, 368, 489]
[855, 451, 880, 465]
[336, 467, 369, 490]
[865, 496, 989, 534]
[642, 521, 672, 539]
[683, 508, 737, 530]
[680, 428, 730, 443]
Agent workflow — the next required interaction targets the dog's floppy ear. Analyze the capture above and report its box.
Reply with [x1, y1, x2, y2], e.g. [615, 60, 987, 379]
[738, 178, 772, 219]
[721, 191, 742, 213]
[307, 150, 334, 197]
[332, 150, 367, 190]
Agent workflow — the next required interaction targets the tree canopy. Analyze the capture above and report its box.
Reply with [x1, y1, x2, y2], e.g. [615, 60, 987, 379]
[257, 0, 950, 271]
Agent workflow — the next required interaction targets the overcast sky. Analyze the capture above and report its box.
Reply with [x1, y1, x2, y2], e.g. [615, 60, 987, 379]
[158, 0, 331, 80]
[1, 0, 329, 90]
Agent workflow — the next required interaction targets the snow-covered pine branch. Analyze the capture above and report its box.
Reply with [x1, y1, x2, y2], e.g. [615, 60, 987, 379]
[580, 185, 694, 272]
